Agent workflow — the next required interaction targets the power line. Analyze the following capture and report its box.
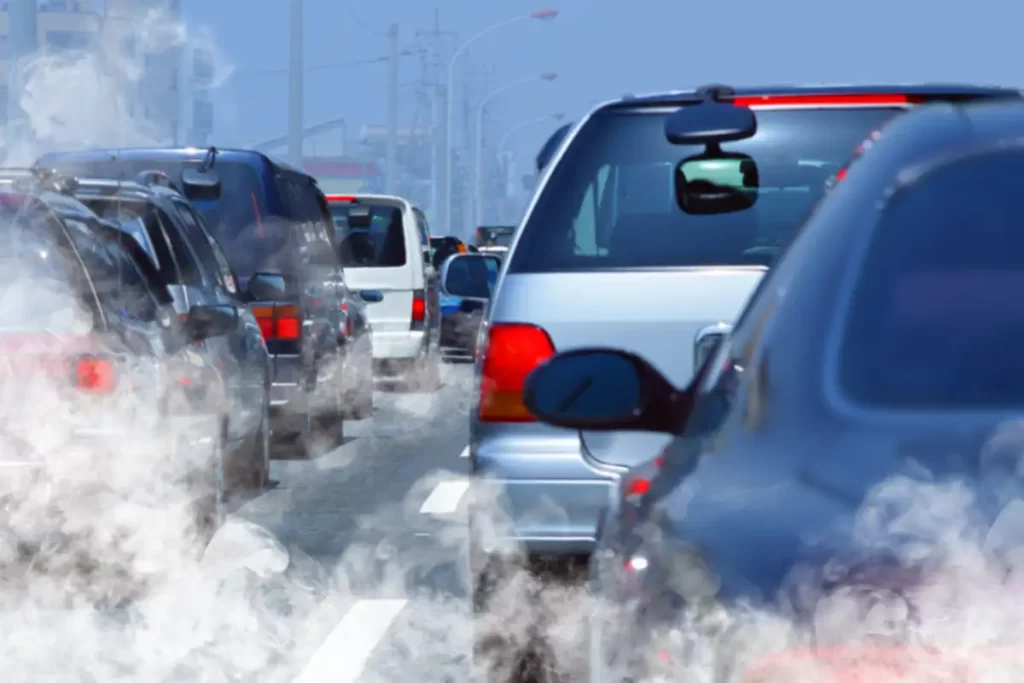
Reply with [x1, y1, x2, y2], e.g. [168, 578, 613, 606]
[343, 2, 388, 38]
[231, 49, 425, 79]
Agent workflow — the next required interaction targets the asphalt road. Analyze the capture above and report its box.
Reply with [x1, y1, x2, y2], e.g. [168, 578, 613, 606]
[230, 362, 477, 683]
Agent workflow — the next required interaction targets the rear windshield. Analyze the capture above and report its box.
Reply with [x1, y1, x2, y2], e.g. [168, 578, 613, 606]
[38, 156, 271, 277]
[476, 228, 514, 249]
[430, 237, 464, 269]
[0, 200, 94, 331]
[330, 202, 407, 268]
[508, 106, 902, 274]
[840, 149, 1024, 409]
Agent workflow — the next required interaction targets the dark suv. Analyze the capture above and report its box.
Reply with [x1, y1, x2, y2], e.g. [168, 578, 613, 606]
[40, 172, 272, 489]
[35, 148, 353, 457]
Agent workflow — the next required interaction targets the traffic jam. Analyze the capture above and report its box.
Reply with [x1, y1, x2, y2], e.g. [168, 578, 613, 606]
[7, 82, 1024, 682]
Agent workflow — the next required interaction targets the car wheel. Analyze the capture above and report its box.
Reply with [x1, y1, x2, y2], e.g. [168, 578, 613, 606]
[193, 423, 227, 556]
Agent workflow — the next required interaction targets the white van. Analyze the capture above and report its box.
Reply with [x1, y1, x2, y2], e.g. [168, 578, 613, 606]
[326, 194, 442, 387]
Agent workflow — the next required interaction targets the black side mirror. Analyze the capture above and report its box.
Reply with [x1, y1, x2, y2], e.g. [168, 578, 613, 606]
[358, 289, 384, 304]
[181, 167, 222, 200]
[522, 348, 687, 433]
[440, 253, 491, 299]
[247, 271, 291, 301]
[186, 303, 238, 341]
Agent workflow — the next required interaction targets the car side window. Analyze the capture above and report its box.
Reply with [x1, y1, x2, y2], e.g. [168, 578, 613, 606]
[65, 217, 159, 324]
[173, 200, 225, 287]
[152, 206, 203, 287]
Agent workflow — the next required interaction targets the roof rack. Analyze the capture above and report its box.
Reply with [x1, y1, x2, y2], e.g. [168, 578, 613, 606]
[695, 83, 736, 101]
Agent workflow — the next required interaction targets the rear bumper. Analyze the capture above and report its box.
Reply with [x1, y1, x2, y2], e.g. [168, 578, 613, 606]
[470, 436, 621, 557]
[371, 330, 425, 360]
[267, 352, 342, 433]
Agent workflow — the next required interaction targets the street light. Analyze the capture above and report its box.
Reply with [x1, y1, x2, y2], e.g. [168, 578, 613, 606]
[473, 74, 557, 226]
[444, 8, 558, 235]
[497, 112, 566, 160]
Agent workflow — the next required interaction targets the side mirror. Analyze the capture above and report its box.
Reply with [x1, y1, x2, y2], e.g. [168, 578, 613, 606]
[440, 253, 492, 299]
[247, 271, 291, 301]
[357, 289, 384, 304]
[186, 303, 238, 341]
[181, 167, 222, 200]
[522, 348, 686, 433]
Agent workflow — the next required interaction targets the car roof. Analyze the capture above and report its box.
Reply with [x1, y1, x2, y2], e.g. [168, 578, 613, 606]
[610, 82, 1022, 108]
[36, 146, 310, 177]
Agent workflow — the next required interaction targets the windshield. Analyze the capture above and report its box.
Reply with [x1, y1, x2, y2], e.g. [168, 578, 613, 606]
[476, 227, 514, 248]
[38, 156, 270, 278]
[840, 148, 1024, 409]
[508, 106, 902, 274]
[331, 201, 407, 268]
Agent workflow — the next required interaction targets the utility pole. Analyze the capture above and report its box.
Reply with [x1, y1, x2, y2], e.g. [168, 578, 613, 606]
[6, 0, 38, 141]
[416, 9, 455, 231]
[287, 0, 304, 166]
[461, 57, 473, 236]
[385, 23, 399, 195]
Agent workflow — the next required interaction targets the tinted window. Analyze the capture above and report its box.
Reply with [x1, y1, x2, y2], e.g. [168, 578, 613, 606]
[509, 107, 902, 274]
[430, 236, 463, 269]
[62, 216, 159, 324]
[839, 150, 1024, 408]
[0, 203, 95, 331]
[331, 202, 407, 267]
[39, 156, 269, 278]
[173, 200, 226, 289]
[84, 199, 201, 286]
[176, 201, 239, 296]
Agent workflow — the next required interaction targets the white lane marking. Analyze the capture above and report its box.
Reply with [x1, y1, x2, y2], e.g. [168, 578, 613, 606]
[459, 445, 469, 458]
[294, 598, 407, 683]
[419, 479, 470, 515]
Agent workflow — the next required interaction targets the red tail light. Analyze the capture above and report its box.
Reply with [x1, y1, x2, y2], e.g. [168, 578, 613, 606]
[72, 356, 117, 393]
[252, 304, 302, 341]
[623, 476, 651, 504]
[478, 323, 555, 422]
[732, 93, 919, 108]
[411, 290, 426, 330]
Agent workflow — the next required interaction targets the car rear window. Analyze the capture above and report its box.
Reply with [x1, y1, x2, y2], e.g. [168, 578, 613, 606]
[0, 200, 96, 331]
[331, 201, 407, 268]
[839, 148, 1024, 408]
[508, 106, 903, 274]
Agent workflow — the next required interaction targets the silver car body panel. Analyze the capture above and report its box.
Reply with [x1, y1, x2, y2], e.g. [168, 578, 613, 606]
[470, 102, 767, 557]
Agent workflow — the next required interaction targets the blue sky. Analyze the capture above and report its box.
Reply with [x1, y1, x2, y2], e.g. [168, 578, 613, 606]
[182, 0, 1024, 167]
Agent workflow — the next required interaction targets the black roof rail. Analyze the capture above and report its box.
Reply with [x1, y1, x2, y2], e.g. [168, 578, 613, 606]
[695, 83, 736, 101]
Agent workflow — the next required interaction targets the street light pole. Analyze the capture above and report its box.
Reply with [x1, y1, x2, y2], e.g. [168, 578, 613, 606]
[287, 0, 304, 166]
[473, 74, 557, 226]
[443, 8, 557, 236]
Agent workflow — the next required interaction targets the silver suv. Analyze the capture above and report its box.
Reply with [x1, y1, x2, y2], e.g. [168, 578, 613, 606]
[438, 81, 1024, 682]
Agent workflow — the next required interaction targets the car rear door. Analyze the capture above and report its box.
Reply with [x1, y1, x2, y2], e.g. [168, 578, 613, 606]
[489, 101, 913, 471]
[330, 197, 414, 337]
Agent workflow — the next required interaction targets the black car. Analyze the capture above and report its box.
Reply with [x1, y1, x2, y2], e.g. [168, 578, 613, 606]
[0, 187, 238, 604]
[29, 171, 273, 490]
[523, 98, 1024, 681]
[34, 148, 354, 457]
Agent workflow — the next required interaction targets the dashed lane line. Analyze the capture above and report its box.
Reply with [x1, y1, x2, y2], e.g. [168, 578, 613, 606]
[418, 479, 470, 515]
[293, 598, 408, 683]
